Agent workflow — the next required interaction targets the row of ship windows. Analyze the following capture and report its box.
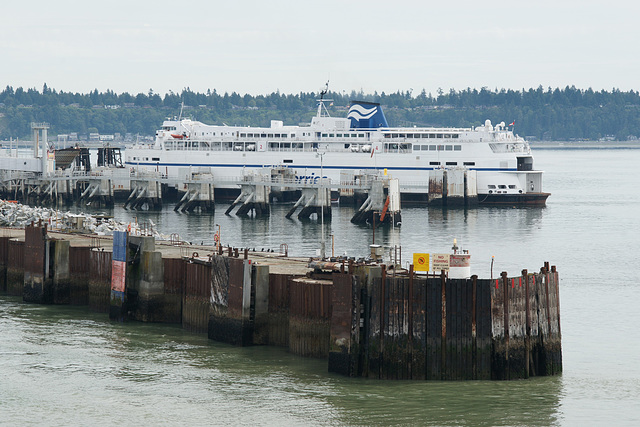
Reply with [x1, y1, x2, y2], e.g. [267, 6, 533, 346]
[428, 161, 476, 166]
[385, 133, 459, 139]
[320, 133, 460, 139]
[386, 144, 462, 151]
[163, 141, 464, 152]
[130, 156, 477, 167]
[488, 184, 517, 189]
[166, 129, 461, 140]
[239, 133, 297, 138]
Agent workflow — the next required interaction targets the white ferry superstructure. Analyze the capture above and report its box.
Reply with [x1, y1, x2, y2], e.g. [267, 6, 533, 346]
[124, 98, 549, 205]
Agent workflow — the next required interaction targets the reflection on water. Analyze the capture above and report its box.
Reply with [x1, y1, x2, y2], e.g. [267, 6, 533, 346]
[0, 295, 562, 426]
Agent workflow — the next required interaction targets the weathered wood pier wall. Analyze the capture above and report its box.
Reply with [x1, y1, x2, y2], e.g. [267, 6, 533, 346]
[0, 225, 561, 380]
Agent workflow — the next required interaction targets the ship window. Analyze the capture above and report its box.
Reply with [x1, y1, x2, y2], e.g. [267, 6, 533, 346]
[400, 144, 411, 152]
[322, 133, 328, 138]
[446, 162, 457, 165]
[430, 161, 440, 166]
[358, 134, 365, 138]
[437, 134, 443, 138]
[391, 134, 398, 138]
[488, 185, 496, 189]
[454, 145, 462, 151]
[329, 134, 335, 137]
[268, 134, 274, 137]
[152, 157, 160, 161]
[351, 134, 357, 138]
[270, 142, 279, 150]
[282, 143, 291, 149]
[399, 134, 406, 138]
[445, 145, 453, 151]
[421, 134, 428, 138]
[421, 145, 428, 150]
[444, 134, 451, 138]
[283, 159, 293, 164]
[282, 134, 288, 138]
[240, 133, 246, 137]
[452, 134, 459, 138]
[509, 185, 517, 189]
[429, 134, 436, 138]
[261, 133, 266, 138]
[429, 145, 437, 150]
[437, 145, 444, 151]
[406, 134, 413, 138]
[463, 161, 476, 166]
[336, 134, 342, 137]
[384, 134, 391, 138]
[498, 185, 507, 189]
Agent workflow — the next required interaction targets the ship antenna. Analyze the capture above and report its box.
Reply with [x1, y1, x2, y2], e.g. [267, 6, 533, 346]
[320, 80, 328, 100]
[317, 80, 332, 117]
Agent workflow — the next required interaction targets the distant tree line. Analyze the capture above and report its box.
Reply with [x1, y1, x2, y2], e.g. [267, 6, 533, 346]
[1, 84, 640, 141]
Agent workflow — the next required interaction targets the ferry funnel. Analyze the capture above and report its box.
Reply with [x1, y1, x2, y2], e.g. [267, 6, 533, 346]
[347, 101, 389, 129]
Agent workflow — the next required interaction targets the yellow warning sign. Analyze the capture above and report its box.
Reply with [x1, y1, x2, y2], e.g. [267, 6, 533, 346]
[413, 253, 430, 271]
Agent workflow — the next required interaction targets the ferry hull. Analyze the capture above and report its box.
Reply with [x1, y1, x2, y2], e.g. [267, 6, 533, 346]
[479, 192, 550, 206]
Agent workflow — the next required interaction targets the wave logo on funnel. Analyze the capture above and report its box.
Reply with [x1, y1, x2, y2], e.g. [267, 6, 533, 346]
[347, 101, 389, 128]
[347, 104, 378, 121]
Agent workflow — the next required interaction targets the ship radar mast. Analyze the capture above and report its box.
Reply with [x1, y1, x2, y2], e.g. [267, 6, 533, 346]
[316, 80, 333, 118]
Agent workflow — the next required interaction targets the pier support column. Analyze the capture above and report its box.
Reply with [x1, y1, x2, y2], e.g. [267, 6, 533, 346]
[135, 247, 165, 322]
[6, 238, 25, 296]
[52, 240, 71, 304]
[0, 236, 9, 293]
[328, 273, 361, 376]
[287, 186, 331, 221]
[252, 264, 270, 345]
[351, 179, 401, 226]
[225, 181, 270, 217]
[209, 257, 254, 346]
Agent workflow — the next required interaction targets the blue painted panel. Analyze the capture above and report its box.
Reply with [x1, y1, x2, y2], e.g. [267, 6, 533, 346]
[113, 230, 127, 262]
[110, 290, 125, 304]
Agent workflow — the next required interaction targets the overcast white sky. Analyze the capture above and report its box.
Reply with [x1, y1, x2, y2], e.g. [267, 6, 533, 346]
[2, 0, 638, 97]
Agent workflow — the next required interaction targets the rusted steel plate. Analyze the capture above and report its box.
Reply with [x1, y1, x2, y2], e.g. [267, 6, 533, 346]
[24, 225, 46, 274]
[228, 257, 245, 313]
[163, 258, 186, 295]
[290, 278, 332, 319]
[90, 249, 112, 281]
[269, 274, 291, 312]
[185, 262, 211, 299]
[69, 246, 91, 274]
[7, 239, 23, 269]
[0, 236, 10, 265]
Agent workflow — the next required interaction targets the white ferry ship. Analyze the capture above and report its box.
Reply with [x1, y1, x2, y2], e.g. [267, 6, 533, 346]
[125, 94, 549, 205]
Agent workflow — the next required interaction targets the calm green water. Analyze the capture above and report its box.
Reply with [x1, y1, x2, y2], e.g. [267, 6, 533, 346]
[2, 148, 640, 425]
